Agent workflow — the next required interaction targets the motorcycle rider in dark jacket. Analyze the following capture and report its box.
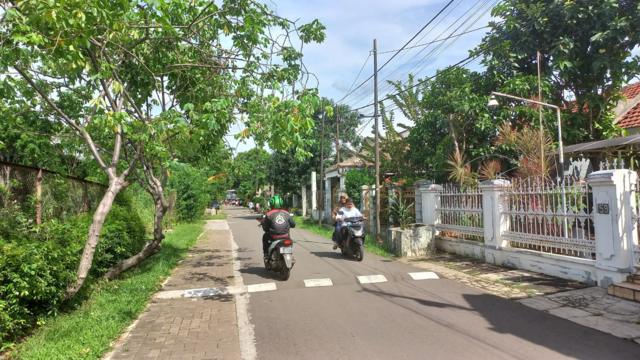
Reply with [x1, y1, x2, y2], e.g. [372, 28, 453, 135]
[261, 195, 296, 261]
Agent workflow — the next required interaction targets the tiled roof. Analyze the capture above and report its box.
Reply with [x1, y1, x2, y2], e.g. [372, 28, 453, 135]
[617, 103, 640, 129]
[622, 82, 640, 99]
[617, 83, 640, 129]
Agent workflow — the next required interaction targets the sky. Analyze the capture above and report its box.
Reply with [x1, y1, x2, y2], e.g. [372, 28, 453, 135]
[225, 0, 497, 154]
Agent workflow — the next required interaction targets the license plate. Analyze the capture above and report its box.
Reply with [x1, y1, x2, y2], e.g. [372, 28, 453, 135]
[279, 247, 293, 254]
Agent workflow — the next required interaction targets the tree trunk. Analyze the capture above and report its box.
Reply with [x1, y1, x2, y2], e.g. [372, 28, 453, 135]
[35, 168, 43, 225]
[105, 175, 168, 280]
[65, 178, 125, 298]
[0, 164, 11, 207]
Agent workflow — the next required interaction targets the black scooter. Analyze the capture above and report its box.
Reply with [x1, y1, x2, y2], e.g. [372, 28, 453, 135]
[337, 215, 365, 261]
[257, 216, 295, 280]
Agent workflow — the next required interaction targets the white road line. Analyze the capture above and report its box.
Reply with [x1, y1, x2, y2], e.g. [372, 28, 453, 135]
[304, 278, 333, 287]
[247, 282, 278, 293]
[183, 287, 228, 298]
[408, 271, 440, 280]
[357, 274, 388, 284]
[230, 225, 257, 360]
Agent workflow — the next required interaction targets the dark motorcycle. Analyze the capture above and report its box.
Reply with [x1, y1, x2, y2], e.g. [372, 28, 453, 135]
[338, 216, 365, 261]
[257, 216, 295, 280]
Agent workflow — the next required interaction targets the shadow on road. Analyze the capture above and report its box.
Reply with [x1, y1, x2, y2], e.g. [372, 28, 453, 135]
[362, 288, 472, 311]
[361, 287, 640, 359]
[310, 251, 341, 259]
[239, 266, 279, 280]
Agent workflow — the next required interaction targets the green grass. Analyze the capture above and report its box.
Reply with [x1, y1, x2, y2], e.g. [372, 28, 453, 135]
[9, 222, 204, 360]
[294, 216, 395, 258]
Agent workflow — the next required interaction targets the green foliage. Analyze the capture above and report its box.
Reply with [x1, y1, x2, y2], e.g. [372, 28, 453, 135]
[478, 0, 640, 142]
[389, 198, 415, 229]
[168, 163, 212, 222]
[344, 169, 374, 207]
[0, 192, 147, 348]
[230, 149, 270, 200]
[10, 222, 202, 360]
[391, 69, 498, 182]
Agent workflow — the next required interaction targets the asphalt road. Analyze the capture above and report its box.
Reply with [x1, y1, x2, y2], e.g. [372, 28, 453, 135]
[226, 207, 640, 360]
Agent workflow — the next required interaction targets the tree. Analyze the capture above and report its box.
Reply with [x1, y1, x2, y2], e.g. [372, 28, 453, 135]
[266, 99, 362, 195]
[231, 148, 271, 200]
[1, 0, 325, 297]
[360, 104, 413, 182]
[389, 68, 498, 182]
[478, 0, 640, 142]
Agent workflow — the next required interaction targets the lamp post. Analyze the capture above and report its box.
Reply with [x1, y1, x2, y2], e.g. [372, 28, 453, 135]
[488, 91, 568, 235]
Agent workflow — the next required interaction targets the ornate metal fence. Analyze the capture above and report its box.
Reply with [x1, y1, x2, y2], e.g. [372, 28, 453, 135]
[436, 183, 484, 241]
[502, 178, 595, 259]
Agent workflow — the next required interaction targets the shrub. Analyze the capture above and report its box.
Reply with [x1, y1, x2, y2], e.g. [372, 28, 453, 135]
[0, 190, 148, 348]
[345, 169, 375, 207]
[389, 198, 415, 229]
[168, 163, 211, 222]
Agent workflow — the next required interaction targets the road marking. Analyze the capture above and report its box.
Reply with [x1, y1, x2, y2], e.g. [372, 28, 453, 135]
[304, 278, 333, 287]
[409, 271, 440, 280]
[357, 274, 388, 284]
[183, 287, 228, 298]
[230, 226, 257, 360]
[247, 282, 277, 293]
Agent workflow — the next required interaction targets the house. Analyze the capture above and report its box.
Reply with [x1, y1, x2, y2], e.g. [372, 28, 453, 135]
[322, 154, 373, 220]
[614, 82, 640, 133]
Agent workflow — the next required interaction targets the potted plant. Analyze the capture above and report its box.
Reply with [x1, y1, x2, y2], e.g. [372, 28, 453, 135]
[386, 198, 433, 257]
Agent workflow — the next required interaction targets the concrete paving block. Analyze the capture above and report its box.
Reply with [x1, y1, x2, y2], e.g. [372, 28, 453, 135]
[567, 315, 640, 340]
[547, 306, 592, 319]
[518, 296, 563, 311]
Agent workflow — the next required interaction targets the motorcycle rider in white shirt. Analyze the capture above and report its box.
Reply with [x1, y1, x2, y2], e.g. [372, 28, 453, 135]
[334, 198, 364, 248]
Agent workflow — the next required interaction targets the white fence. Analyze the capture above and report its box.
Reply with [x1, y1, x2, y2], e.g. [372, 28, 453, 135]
[436, 184, 484, 241]
[502, 178, 595, 259]
[416, 169, 639, 287]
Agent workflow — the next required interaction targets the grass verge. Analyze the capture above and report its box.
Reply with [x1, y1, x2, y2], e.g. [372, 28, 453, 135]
[9, 222, 204, 360]
[293, 216, 395, 258]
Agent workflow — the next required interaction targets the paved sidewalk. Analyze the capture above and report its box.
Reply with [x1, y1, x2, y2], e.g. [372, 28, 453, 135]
[105, 221, 241, 360]
[404, 253, 640, 344]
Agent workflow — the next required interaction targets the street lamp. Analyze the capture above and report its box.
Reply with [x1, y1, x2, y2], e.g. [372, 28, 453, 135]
[487, 91, 565, 177]
[488, 91, 568, 235]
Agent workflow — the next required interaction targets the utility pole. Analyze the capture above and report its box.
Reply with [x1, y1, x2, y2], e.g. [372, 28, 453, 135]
[373, 39, 381, 241]
[318, 111, 326, 225]
[335, 104, 340, 164]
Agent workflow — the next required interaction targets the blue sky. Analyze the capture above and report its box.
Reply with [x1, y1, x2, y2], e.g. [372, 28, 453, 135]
[226, 0, 497, 153]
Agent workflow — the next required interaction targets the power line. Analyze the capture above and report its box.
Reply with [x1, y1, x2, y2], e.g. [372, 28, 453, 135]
[344, 0, 493, 110]
[408, 0, 496, 81]
[375, 0, 495, 98]
[336, 53, 372, 103]
[376, 25, 489, 55]
[336, 0, 457, 105]
[350, 53, 481, 113]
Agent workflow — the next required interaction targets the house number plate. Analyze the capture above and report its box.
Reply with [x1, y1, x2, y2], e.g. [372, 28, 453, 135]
[597, 203, 609, 214]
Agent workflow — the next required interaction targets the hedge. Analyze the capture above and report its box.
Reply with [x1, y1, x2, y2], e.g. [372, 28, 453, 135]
[0, 192, 147, 349]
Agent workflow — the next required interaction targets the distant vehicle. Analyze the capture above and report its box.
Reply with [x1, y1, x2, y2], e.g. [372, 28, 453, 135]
[225, 189, 237, 202]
